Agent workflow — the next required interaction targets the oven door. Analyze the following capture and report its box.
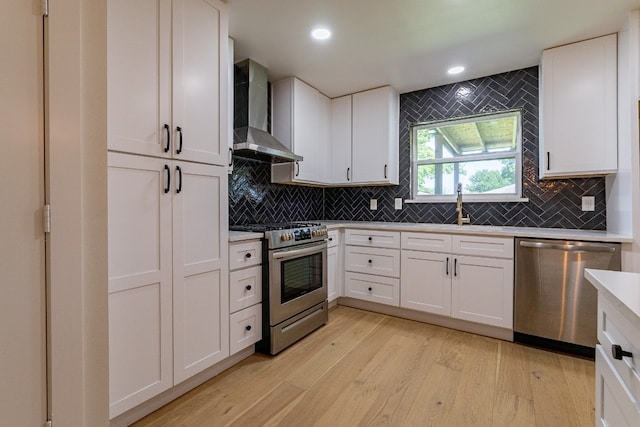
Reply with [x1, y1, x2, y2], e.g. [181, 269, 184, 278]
[269, 241, 328, 326]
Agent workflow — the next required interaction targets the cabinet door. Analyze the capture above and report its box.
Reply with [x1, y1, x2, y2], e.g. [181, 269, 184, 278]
[108, 153, 173, 417]
[172, 162, 229, 384]
[327, 245, 340, 302]
[330, 95, 353, 184]
[172, 0, 228, 166]
[352, 86, 399, 184]
[401, 250, 451, 316]
[451, 256, 513, 328]
[292, 78, 319, 181]
[540, 34, 617, 178]
[595, 345, 640, 427]
[108, 0, 172, 158]
[316, 92, 331, 183]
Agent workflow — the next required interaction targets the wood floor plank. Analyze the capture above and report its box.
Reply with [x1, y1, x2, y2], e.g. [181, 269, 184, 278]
[527, 346, 585, 427]
[131, 306, 596, 427]
[226, 381, 305, 426]
[495, 341, 534, 400]
[491, 391, 536, 427]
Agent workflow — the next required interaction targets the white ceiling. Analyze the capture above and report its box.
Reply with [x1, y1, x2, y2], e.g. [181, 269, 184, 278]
[228, 0, 640, 98]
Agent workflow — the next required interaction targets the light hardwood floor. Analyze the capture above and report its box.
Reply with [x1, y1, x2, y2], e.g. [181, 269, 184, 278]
[133, 306, 595, 427]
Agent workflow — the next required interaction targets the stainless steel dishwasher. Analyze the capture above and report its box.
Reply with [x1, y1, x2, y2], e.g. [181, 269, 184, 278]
[514, 238, 620, 357]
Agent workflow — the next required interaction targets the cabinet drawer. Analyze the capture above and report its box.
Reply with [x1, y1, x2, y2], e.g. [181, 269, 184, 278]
[345, 229, 400, 249]
[598, 296, 640, 403]
[401, 232, 452, 252]
[345, 245, 400, 278]
[229, 304, 262, 356]
[596, 345, 640, 426]
[452, 235, 513, 259]
[229, 266, 262, 314]
[344, 272, 399, 307]
[327, 230, 339, 248]
[229, 240, 262, 271]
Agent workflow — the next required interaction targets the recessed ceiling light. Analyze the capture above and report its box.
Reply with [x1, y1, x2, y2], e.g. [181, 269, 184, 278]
[448, 66, 465, 75]
[311, 28, 332, 40]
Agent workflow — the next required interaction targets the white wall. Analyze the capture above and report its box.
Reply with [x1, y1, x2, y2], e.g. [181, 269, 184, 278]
[606, 10, 640, 272]
[48, 0, 109, 425]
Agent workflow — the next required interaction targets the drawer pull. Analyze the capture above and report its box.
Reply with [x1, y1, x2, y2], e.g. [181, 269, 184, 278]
[245, 325, 252, 331]
[368, 287, 372, 292]
[612, 344, 633, 360]
[368, 259, 372, 264]
[245, 285, 252, 291]
[245, 253, 252, 259]
[329, 237, 333, 242]
[368, 237, 372, 241]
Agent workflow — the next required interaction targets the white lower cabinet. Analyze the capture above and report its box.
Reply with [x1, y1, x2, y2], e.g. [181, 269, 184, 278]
[344, 229, 400, 307]
[228, 239, 263, 356]
[595, 292, 640, 426]
[108, 152, 228, 417]
[400, 250, 451, 316]
[327, 230, 342, 303]
[400, 232, 514, 329]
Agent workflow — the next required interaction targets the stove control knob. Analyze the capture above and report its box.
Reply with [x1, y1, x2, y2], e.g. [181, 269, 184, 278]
[281, 234, 287, 241]
[312, 230, 317, 237]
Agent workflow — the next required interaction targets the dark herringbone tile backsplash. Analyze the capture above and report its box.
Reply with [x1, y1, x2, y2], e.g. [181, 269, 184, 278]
[230, 66, 606, 230]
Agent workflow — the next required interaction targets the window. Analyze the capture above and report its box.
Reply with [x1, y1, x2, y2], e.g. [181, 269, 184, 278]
[410, 110, 523, 202]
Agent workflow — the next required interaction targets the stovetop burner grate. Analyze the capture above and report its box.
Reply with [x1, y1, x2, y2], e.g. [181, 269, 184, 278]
[230, 222, 322, 232]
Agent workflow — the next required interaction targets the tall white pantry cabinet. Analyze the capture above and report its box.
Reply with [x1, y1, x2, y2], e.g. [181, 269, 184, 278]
[107, 0, 229, 418]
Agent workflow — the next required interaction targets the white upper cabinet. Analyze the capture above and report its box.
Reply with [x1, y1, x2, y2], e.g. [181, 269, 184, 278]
[108, 0, 228, 166]
[330, 95, 353, 183]
[272, 77, 329, 184]
[539, 34, 617, 178]
[351, 86, 399, 184]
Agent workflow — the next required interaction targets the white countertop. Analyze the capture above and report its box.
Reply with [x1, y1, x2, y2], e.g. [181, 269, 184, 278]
[229, 230, 263, 242]
[320, 221, 632, 243]
[585, 269, 640, 328]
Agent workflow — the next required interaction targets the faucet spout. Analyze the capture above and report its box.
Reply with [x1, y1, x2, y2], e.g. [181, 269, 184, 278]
[456, 183, 470, 226]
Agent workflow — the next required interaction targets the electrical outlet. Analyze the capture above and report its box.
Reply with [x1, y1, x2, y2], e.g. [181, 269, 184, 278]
[370, 199, 377, 210]
[582, 196, 595, 212]
[394, 198, 403, 210]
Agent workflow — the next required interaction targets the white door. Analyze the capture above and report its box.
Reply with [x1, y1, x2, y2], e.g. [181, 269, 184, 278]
[0, 2, 47, 425]
[107, 0, 172, 158]
[172, 162, 229, 383]
[451, 256, 514, 328]
[172, 0, 227, 165]
[108, 153, 173, 418]
[400, 250, 451, 316]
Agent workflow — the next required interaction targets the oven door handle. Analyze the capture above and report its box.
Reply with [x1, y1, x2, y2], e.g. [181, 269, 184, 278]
[272, 244, 325, 260]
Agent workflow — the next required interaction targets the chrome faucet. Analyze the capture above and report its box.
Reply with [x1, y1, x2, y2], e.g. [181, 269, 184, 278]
[456, 183, 470, 226]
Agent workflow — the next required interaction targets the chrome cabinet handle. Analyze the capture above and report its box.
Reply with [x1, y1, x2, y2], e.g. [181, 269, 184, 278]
[176, 126, 183, 155]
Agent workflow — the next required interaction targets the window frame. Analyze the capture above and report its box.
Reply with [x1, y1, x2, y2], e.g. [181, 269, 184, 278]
[409, 109, 525, 203]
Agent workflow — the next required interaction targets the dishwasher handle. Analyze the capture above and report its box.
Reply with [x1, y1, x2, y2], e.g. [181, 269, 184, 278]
[519, 240, 617, 253]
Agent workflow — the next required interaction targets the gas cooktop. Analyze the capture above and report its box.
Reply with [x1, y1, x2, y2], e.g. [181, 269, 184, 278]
[230, 222, 327, 249]
[230, 222, 323, 232]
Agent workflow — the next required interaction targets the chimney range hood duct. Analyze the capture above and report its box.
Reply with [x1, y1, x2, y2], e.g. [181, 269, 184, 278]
[233, 59, 302, 163]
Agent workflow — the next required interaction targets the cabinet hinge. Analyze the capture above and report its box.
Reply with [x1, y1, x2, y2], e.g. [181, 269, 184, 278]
[45, 420, 52, 427]
[43, 204, 51, 234]
[41, 0, 49, 17]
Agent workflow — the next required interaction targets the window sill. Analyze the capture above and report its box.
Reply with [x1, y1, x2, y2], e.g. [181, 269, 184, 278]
[405, 196, 529, 204]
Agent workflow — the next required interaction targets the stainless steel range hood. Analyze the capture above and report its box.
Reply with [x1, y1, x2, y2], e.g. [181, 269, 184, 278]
[233, 59, 302, 163]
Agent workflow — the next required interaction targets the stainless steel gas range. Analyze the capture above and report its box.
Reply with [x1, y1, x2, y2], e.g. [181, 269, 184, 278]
[229, 222, 329, 355]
